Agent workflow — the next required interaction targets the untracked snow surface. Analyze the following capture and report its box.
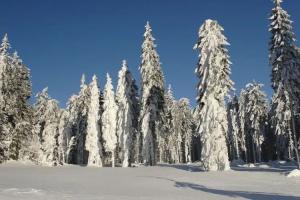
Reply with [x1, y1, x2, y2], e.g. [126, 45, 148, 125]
[0, 162, 299, 200]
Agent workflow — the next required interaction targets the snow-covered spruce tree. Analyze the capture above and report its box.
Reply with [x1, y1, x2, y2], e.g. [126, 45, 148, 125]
[65, 74, 90, 164]
[116, 60, 139, 167]
[163, 85, 176, 163]
[269, 0, 300, 161]
[57, 109, 69, 164]
[102, 73, 118, 167]
[239, 92, 249, 163]
[271, 83, 300, 163]
[64, 95, 79, 165]
[172, 98, 195, 163]
[139, 22, 165, 166]
[239, 83, 269, 163]
[85, 75, 103, 167]
[180, 99, 195, 163]
[0, 114, 6, 162]
[227, 95, 242, 161]
[163, 86, 194, 164]
[0, 34, 33, 162]
[11, 51, 34, 161]
[0, 35, 11, 162]
[194, 19, 233, 171]
[33, 88, 61, 166]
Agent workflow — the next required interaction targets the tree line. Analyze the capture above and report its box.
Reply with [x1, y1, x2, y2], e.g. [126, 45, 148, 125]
[0, 0, 299, 170]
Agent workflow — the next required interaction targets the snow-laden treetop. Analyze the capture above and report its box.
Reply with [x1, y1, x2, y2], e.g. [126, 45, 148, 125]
[0, 34, 11, 56]
[91, 74, 98, 84]
[105, 73, 114, 93]
[194, 19, 233, 104]
[140, 21, 163, 87]
[80, 74, 86, 88]
[167, 84, 174, 99]
[35, 87, 49, 99]
[140, 21, 165, 107]
[194, 19, 229, 52]
[122, 59, 127, 71]
[269, 0, 299, 92]
[275, 0, 282, 7]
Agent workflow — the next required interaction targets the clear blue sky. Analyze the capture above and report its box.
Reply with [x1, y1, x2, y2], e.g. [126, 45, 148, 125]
[0, 0, 299, 107]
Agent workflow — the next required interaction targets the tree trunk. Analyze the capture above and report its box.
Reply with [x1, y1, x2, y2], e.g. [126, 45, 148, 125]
[112, 150, 115, 168]
[252, 136, 256, 164]
[234, 134, 240, 160]
[291, 110, 300, 169]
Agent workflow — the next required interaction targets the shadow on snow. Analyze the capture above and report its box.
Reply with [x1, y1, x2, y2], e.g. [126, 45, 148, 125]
[158, 162, 296, 173]
[157, 163, 203, 172]
[152, 177, 300, 200]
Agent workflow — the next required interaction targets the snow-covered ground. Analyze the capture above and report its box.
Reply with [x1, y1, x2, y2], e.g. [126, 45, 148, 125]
[287, 169, 300, 178]
[0, 162, 299, 200]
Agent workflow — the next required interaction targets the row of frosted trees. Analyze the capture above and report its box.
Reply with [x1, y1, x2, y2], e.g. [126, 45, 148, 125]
[0, 0, 299, 170]
[194, 0, 300, 170]
[227, 83, 269, 164]
[227, 0, 300, 168]
[0, 21, 195, 167]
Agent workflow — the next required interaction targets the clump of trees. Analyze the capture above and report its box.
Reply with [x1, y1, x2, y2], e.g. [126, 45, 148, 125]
[0, 0, 299, 170]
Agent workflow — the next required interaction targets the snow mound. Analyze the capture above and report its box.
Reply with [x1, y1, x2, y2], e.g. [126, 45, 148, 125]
[241, 163, 256, 168]
[277, 161, 287, 165]
[248, 163, 255, 168]
[287, 169, 300, 178]
[258, 164, 270, 169]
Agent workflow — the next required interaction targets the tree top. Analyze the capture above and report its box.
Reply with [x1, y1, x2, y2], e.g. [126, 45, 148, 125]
[106, 73, 112, 82]
[275, 0, 282, 6]
[80, 74, 86, 87]
[92, 74, 97, 82]
[145, 21, 151, 30]
[0, 33, 11, 55]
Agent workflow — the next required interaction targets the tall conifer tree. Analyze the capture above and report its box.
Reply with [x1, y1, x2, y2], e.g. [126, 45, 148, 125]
[0, 35, 33, 161]
[139, 22, 165, 166]
[85, 75, 103, 167]
[116, 60, 139, 167]
[269, 0, 300, 161]
[194, 20, 233, 171]
[102, 73, 118, 167]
